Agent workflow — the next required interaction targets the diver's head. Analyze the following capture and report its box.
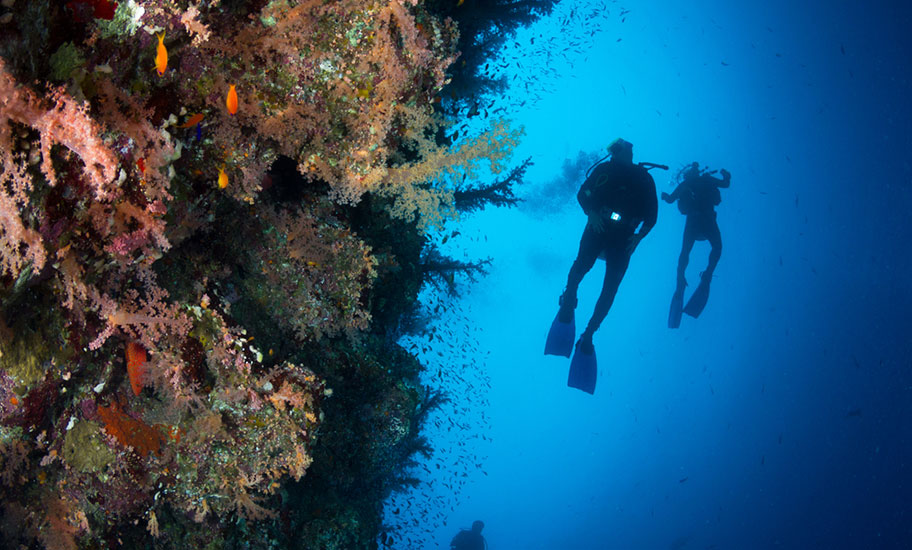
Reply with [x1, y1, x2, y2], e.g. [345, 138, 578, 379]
[608, 138, 634, 164]
[683, 162, 700, 180]
[471, 520, 485, 533]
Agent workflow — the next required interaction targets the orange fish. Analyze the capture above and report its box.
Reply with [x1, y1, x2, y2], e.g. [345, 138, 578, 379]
[126, 341, 147, 396]
[226, 84, 238, 115]
[178, 113, 205, 128]
[136, 157, 145, 174]
[155, 32, 167, 76]
[218, 167, 228, 189]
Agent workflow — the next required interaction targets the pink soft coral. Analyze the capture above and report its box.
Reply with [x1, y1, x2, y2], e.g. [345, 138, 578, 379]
[0, 59, 120, 278]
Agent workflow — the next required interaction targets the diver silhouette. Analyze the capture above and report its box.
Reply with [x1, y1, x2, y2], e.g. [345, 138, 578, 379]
[544, 138, 663, 394]
[662, 162, 731, 328]
[450, 520, 487, 550]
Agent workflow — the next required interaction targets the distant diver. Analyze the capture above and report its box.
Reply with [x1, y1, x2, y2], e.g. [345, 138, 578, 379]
[545, 138, 665, 394]
[450, 520, 488, 550]
[662, 162, 731, 328]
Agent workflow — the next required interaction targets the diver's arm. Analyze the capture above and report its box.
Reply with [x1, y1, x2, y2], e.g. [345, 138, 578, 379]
[638, 174, 659, 237]
[627, 175, 658, 254]
[577, 185, 595, 215]
[712, 169, 731, 188]
[579, 187, 609, 232]
[576, 165, 604, 215]
[579, 167, 609, 232]
[661, 185, 681, 203]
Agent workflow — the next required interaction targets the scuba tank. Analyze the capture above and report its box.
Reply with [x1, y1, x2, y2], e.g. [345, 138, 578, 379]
[674, 163, 721, 215]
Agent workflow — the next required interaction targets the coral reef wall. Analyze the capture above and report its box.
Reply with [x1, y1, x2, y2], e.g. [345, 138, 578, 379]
[0, 0, 525, 548]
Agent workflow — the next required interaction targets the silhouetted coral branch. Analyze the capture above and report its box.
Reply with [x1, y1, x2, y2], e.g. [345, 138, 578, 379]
[454, 156, 532, 213]
[420, 246, 491, 295]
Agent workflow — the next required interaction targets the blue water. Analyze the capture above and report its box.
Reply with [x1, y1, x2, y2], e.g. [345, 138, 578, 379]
[386, 1, 911, 548]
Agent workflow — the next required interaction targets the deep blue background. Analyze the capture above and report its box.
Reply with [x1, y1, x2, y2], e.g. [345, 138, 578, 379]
[386, 1, 911, 548]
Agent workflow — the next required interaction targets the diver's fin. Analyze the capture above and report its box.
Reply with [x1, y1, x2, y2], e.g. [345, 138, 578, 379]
[668, 289, 684, 329]
[683, 276, 711, 318]
[544, 309, 575, 357]
[567, 339, 597, 394]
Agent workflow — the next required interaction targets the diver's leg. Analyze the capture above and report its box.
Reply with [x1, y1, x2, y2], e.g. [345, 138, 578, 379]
[668, 227, 695, 329]
[682, 217, 719, 318]
[677, 218, 697, 288]
[580, 244, 631, 345]
[548, 229, 597, 357]
[563, 227, 601, 306]
[705, 218, 722, 278]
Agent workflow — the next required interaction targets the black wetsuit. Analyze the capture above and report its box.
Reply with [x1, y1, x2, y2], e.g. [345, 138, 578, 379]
[564, 160, 658, 338]
[666, 172, 729, 286]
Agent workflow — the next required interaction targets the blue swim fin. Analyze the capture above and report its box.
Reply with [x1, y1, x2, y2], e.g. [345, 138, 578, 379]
[545, 309, 575, 357]
[668, 288, 684, 329]
[683, 275, 711, 318]
[567, 339, 597, 394]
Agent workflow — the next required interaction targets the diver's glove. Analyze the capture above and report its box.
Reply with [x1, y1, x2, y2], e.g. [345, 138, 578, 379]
[587, 211, 607, 233]
[661, 192, 673, 203]
[720, 168, 731, 180]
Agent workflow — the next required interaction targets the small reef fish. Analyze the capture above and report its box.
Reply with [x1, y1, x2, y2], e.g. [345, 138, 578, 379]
[178, 113, 205, 128]
[155, 32, 168, 76]
[226, 84, 238, 114]
[218, 167, 228, 189]
[136, 157, 146, 174]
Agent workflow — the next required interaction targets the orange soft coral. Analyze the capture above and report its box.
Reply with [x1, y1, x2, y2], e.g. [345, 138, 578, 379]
[125, 341, 147, 396]
[97, 401, 164, 457]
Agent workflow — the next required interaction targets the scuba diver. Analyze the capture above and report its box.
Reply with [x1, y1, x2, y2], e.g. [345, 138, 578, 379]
[450, 520, 487, 550]
[544, 138, 665, 394]
[662, 162, 731, 328]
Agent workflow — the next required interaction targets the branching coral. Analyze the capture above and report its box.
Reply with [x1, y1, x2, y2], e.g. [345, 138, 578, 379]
[0, 58, 117, 279]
